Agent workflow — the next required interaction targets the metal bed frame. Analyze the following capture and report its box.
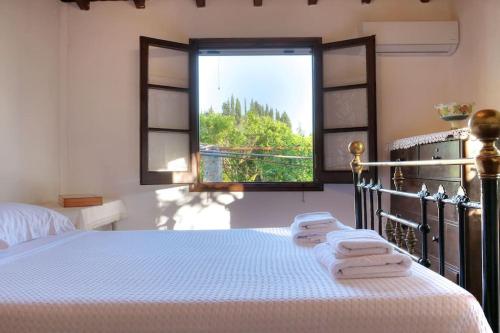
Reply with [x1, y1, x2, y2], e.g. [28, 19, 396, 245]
[349, 109, 500, 332]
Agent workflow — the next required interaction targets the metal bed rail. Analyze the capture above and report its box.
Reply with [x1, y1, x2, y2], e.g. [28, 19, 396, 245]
[348, 109, 500, 332]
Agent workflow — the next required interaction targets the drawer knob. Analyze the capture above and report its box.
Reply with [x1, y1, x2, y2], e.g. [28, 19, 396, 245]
[432, 147, 441, 160]
[432, 236, 439, 242]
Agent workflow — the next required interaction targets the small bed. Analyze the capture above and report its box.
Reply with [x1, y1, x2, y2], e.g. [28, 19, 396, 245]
[0, 227, 489, 333]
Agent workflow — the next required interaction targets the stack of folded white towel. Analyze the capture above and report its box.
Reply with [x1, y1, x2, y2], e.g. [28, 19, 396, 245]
[291, 212, 352, 247]
[314, 229, 412, 279]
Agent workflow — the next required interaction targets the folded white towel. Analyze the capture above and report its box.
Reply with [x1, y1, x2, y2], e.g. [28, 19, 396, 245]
[314, 242, 412, 279]
[293, 212, 338, 230]
[291, 223, 330, 246]
[291, 217, 352, 247]
[326, 229, 393, 258]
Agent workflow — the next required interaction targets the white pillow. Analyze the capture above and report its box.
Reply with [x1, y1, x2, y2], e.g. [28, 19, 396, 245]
[0, 203, 75, 249]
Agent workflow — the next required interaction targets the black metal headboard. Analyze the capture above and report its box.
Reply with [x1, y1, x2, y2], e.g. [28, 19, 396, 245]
[349, 109, 500, 332]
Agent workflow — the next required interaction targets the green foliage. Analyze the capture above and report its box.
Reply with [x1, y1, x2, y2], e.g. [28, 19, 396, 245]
[200, 96, 312, 183]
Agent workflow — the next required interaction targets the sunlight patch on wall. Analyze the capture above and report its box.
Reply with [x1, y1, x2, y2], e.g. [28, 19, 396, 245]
[155, 187, 243, 230]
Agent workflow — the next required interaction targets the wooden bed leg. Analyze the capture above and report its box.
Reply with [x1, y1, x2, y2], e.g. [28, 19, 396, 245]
[349, 141, 365, 229]
[470, 109, 500, 333]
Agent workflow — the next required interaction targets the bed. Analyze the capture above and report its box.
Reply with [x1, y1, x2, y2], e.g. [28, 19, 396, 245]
[0, 227, 490, 333]
[0, 110, 497, 333]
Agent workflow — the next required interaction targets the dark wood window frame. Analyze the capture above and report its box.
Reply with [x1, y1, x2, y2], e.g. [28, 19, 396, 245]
[140, 36, 377, 191]
[318, 36, 378, 183]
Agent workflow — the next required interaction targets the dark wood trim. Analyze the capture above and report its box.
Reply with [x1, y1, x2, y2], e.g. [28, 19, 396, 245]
[140, 36, 194, 185]
[140, 36, 149, 185]
[190, 182, 324, 192]
[141, 35, 377, 187]
[189, 39, 200, 184]
[320, 170, 372, 184]
[148, 84, 189, 92]
[195, 0, 206, 7]
[323, 83, 368, 92]
[61, 0, 145, 10]
[318, 35, 377, 184]
[312, 38, 323, 184]
[308, 0, 318, 4]
[140, 36, 190, 52]
[314, 37, 324, 185]
[254, 0, 263, 6]
[142, 37, 328, 190]
[141, 171, 194, 185]
[148, 128, 190, 133]
[366, 35, 378, 182]
[322, 127, 369, 133]
[75, 0, 90, 10]
[191, 37, 323, 190]
[322, 36, 375, 50]
[191, 37, 323, 50]
[133, 0, 145, 8]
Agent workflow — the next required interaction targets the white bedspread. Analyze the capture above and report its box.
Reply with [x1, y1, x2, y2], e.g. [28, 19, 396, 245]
[0, 228, 490, 333]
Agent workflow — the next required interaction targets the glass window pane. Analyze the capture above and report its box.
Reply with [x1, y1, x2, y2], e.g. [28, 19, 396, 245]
[324, 88, 368, 129]
[148, 132, 190, 172]
[197, 52, 314, 183]
[324, 131, 368, 171]
[148, 89, 189, 130]
[149, 46, 189, 88]
[323, 45, 366, 87]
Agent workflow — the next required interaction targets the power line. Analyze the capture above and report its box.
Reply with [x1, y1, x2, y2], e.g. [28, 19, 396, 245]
[200, 150, 312, 160]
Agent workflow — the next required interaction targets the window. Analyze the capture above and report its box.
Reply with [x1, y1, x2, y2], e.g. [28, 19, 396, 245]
[140, 37, 377, 190]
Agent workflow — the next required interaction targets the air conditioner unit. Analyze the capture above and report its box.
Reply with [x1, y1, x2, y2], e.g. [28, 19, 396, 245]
[361, 21, 459, 55]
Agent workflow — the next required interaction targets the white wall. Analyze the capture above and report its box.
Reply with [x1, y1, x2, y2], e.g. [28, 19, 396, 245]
[57, 0, 458, 230]
[449, 0, 500, 109]
[0, 0, 493, 231]
[0, 0, 62, 203]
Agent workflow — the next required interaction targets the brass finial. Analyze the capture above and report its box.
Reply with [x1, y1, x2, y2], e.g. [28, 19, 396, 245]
[469, 109, 500, 179]
[349, 141, 365, 175]
[393, 164, 405, 191]
[406, 227, 417, 255]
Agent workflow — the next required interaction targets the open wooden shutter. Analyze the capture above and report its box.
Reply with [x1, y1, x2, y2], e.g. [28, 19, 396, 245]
[317, 36, 377, 183]
[140, 36, 197, 185]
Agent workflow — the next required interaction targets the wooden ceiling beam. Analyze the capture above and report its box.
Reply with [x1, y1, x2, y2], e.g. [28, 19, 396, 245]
[253, 0, 262, 6]
[75, 0, 90, 10]
[308, 0, 318, 4]
[133, 0, 145, 8]
[61, 0, 146, 10]
[195, 0, 206, 7]
[361, 0, 430, 3]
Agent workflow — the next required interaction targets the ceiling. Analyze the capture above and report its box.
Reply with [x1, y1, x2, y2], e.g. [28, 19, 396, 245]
[60, 0, 431, 10]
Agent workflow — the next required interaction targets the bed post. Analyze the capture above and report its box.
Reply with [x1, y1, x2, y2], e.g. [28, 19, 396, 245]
[470, 109, 500, 333]
[349, 141, 365, 229]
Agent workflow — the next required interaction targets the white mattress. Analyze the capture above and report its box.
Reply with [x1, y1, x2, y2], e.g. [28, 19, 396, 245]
[0, 228, 490, 333]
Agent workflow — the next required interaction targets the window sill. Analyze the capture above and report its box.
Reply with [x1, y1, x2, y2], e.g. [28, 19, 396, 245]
[189, 182, 324, 192]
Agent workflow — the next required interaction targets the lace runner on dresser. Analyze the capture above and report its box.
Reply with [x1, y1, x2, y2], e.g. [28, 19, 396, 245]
[390, 128, 471, 151]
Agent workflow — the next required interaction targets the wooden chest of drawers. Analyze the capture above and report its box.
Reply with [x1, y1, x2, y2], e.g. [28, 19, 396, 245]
[390, 137, 482, 300]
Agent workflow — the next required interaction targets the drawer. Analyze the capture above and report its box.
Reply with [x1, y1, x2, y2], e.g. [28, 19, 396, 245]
[419, 140, 461, 179]
[390, 179, 461, 224]
[391, 211, 459, 267]
[390, 146, 418, 178]
[428, 256, 460, 284]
